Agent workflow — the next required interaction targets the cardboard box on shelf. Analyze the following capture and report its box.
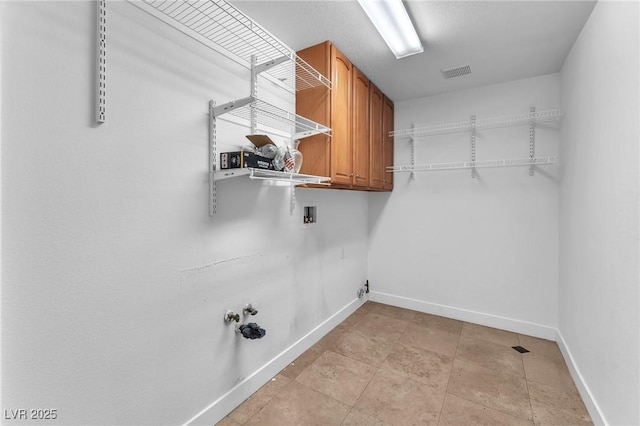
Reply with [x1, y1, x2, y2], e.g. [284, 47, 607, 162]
[219, 151, 274, 170]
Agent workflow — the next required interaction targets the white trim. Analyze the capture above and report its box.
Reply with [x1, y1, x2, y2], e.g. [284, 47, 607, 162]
[369, 291, 557, 340]
[184, 297, 365, 426]
[556, 329, 607, 426]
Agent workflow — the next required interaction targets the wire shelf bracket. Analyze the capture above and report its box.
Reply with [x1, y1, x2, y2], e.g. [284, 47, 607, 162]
[130, 1, 334, 215]
[96, 0, 107, 123]
[134, 0, 331, 92]
[212, 96, 331, 140]
[213, 168, 330, 184]
[210, 98, 331, 216]
[389, 106, 561, 178]
[470, 115, 476, 178]
[388, 156, 557, 173]
[209, 100, 218, 215]
[391, 108, 563, 139]
[529, 106, 536, 176]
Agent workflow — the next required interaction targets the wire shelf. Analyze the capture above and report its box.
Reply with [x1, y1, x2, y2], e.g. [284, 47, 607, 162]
[140, 0, 330, 91]
[214, 96, 331, 139]
[213, 168, 331, 185]
[391, 109, 563, 138]
[388, 156, 557, 173]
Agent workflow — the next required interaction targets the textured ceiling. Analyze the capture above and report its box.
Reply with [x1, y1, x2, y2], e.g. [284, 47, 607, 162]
[230, 0, 596, 102]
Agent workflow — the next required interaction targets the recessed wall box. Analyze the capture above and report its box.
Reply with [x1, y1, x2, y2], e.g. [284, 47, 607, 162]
[303, 205, 317, 224]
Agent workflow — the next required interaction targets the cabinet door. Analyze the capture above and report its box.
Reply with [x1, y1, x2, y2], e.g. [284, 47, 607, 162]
[296, 41, 331, 178]
[382, 95, 394, 191]
[330, 45, 353, 186]
[369, 84, 384, 190]
[352, 67, 370, 188]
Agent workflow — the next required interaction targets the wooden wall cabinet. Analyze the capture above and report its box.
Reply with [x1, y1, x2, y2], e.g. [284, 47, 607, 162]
[352, 67, 370, 189]
[369, 83, 384, 190]
[296, 40, 393, 191]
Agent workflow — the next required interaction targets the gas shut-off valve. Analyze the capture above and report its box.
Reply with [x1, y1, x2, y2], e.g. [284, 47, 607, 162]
[224, 311, 240, 323]
[243, 303, 258, 316]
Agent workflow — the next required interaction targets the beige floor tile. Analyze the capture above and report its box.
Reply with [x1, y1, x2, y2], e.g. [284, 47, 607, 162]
[522, 352, 577, 391]
[351, 312, 410, 342]
[228, 374, 291, 424]
[456, 334, 525, 378]
[369, 302, 417, 321]
[462, 323, 520, 347]
[518, 334, 563, 359]
[341, 408, 390, 426]
[412, 312, 463, 335]
[357, 301, 375, 313]
[439, 393, 534, 425]
[296, 350, 377, 406]
[380, 342, 453, 390]
[224, 303, 592, 426]
[398, 322, 460, 357]
[447, 359, 532, 421]
[215, 416, 242, 426]
[354, 369, 444, 426]
[331, 330, 396, 367]
[245, 381, 350, 426]
[279, 345, 326, 380]
[339, 309, 369, 329]
[528, 381, 593, 425]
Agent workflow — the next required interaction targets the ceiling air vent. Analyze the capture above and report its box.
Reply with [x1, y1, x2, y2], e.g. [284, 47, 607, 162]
[441, 64, 471, 79]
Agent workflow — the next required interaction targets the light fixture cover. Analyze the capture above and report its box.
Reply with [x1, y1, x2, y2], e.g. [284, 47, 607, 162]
[357, 0, 423, 59]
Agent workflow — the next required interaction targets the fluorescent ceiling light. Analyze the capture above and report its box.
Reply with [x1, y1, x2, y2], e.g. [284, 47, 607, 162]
[357, 0, 423, 59]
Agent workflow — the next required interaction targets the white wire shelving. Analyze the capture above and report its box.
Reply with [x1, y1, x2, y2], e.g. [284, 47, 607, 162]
[391, 107, 562, 178]
[389, 156, 557, 173]
[131, 0, 334, 215]
[136, 0, 331, 91]
[214, 168, 330, 185]
[213, 96, 331, 140]
[391, 109, 563, 138]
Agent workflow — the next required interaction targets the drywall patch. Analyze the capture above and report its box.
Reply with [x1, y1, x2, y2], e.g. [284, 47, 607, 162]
[179, 253, 265, 308]
[180, 253, 264, 275]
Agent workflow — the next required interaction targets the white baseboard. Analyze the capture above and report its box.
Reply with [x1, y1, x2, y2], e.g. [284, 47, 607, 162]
[369, 291, 557, 340]
[184, 297, 365, 426]
[555, 329, 607, 426]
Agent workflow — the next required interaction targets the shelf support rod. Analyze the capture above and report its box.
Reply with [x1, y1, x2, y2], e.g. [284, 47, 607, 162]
[250, 55, 258, 135]
[471, 115, 476, 178]
[290, 185, 296, 215]
[209, 100, 217, 216]
[410, 123, 416, 181]
[212, 96, 255, 118]
[96, 0, 107, 123]
[529, 106, 536, 176]
[254, 55, 291, 75]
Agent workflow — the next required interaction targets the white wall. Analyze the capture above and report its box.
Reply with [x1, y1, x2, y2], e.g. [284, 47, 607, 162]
[369, 74, 561, 338]
[558, 1, 640, 425]
[0, 2, 368, 425]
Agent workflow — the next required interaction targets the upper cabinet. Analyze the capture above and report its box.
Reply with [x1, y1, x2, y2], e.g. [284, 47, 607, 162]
[331, 46, 354, 186]
[352, 67, 370, 189]
[296, 41, 394, 192]
[369, 83, 384, 190]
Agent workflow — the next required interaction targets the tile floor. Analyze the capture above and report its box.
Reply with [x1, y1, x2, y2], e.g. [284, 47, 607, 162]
[216, 302, 592, 425]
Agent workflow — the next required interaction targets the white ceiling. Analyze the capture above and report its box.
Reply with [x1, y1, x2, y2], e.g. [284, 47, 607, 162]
[229, 0, 597, 102]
